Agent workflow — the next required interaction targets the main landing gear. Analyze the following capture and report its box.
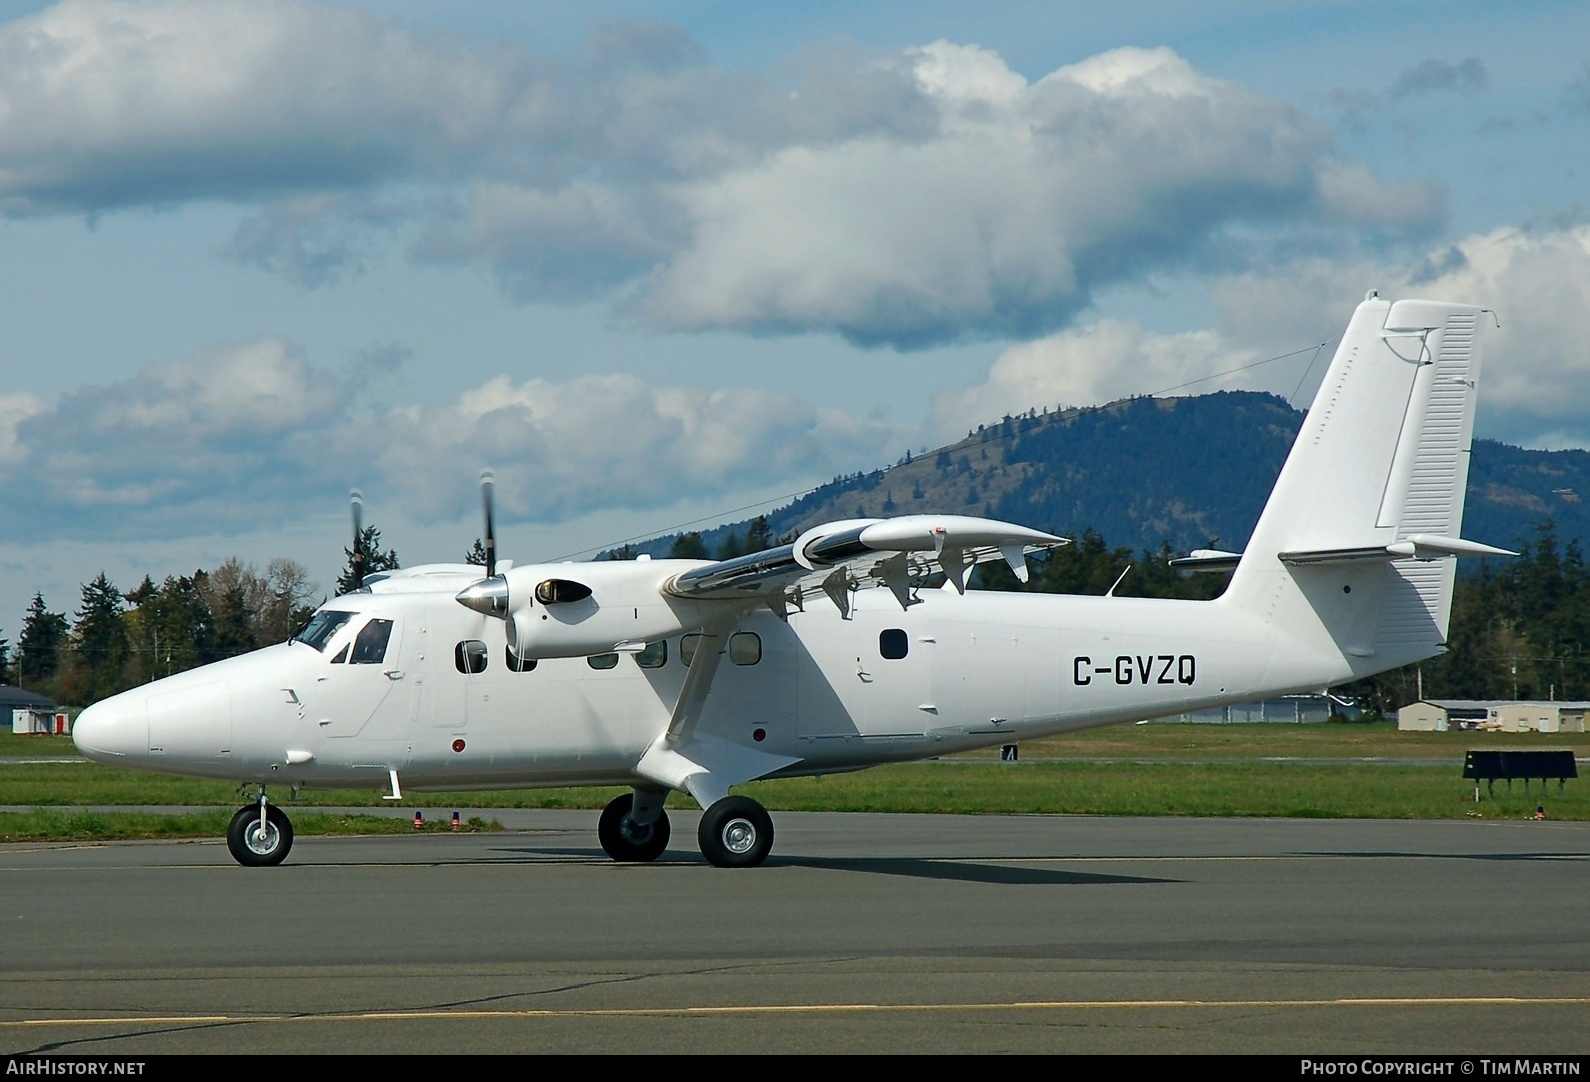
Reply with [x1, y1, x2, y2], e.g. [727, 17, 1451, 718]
[697, 796, 774, 868]
[597, 790, 775, 867]
[597, 788, 775, 864]
[226, 788, 293, 867]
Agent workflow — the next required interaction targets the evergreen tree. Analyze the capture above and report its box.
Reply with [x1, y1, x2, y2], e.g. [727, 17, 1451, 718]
[0, 631, 9, 683]
[70, 573, 129, 702]
[15, 593, 68, 689]
[337, 525, 400, 594]
[465, 539, 488, 566]
[667, 532, 708, 560]
[746, 515, 774, 554]
[210, 580, 259, 660]
[716, 530, 746, 560]
[125, 572, 213, 681]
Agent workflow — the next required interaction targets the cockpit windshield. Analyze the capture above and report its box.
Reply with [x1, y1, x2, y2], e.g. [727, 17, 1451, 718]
[293, 610, 355, 652]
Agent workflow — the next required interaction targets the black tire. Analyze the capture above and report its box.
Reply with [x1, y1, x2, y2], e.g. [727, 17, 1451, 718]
[697, 796, 773, 868]
[597, 793, 671, 862]
[226, 804, 293, 867]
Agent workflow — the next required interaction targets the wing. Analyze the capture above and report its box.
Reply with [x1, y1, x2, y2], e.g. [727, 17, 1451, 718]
[665, 514, 1066, 616]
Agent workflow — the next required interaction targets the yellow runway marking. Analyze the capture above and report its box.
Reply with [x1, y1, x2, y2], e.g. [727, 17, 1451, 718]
[11, 997, 1590, 1027]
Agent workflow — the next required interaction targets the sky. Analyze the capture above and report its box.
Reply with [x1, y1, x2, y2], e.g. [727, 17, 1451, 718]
[2, 0, 1588, 634]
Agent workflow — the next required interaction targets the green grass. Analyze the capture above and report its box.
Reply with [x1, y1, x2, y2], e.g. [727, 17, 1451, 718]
[0, 731, 78, 756]
[2, 722, 1584, 841]
[744, 760, 1585, 820]
[968, 720, 1590, 760]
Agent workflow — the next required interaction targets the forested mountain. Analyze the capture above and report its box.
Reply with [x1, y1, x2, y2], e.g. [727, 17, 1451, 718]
[645, 391, 1590, 561]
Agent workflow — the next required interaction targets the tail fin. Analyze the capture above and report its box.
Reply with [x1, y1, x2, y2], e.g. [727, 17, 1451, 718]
[1224, 292, 1504, 676]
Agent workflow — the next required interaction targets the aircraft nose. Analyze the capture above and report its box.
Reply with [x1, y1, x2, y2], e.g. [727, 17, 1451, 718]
[72, 694, 145, 762]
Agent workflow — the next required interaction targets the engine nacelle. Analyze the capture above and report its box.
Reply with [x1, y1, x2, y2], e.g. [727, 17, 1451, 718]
[483, 559, 720, 659]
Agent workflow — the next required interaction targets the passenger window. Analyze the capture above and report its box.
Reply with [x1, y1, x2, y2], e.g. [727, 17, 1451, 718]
[351, 619, 394, 664]
[637, 641, 667, 669]
[880, 629, 908, 660]
[505, 645, 537, 672]
[454, 640, 488, 674]
[680, 633, 701, 666]
[729, 632, 761, 666]
[588, 653, 619, 670]
[329, 644, 349, 664]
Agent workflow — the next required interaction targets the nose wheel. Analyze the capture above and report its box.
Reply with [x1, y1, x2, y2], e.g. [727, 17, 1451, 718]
[598, 792, 671, 862]
[226, 801, 294, 866]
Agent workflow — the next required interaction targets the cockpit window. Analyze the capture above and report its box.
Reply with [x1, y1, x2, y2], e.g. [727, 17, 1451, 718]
[350, 619, 394, 664]
[294, 610, 355, 652]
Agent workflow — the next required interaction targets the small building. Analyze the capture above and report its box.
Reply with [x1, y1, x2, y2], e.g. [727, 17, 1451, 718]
[2, 686, 66, 735]
[1397, 699, 1590, 733]
[1153, 693, 1356, 724]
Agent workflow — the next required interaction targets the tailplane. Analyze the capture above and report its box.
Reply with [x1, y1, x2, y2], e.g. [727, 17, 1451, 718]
[1221, 292, 1509, 678]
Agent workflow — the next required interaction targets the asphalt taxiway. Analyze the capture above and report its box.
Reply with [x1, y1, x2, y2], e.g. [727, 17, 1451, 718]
[2, 813, 1587, 1054]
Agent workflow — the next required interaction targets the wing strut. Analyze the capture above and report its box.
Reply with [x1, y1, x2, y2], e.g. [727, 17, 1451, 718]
[637, 610, 802, 809]
[664, 616, 736, 743]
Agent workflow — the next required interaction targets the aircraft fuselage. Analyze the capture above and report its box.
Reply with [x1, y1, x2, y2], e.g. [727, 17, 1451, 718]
[75, 577, 1312, 793]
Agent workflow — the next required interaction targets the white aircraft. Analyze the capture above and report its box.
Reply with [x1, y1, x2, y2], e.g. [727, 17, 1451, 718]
[72, 293, 1510, 868]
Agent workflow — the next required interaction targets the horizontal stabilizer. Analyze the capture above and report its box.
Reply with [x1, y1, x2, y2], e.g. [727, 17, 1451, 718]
[1278, 535, 1515, 567]
[1168, 549, 1243, 573]
[1179, 537, 1513, 573]
[1387, 534, 1516, 560]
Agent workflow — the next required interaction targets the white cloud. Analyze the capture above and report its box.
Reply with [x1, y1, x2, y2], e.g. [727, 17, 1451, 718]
[0, 391, 45, 470]
[935, 225, 1590, 449]
[929, 320, 1243, 439]
[343, 372, 887, 524]
[0, 340, 894, 543]
[0, 5, 1439, 347]
[639, 43, 1438, 347]
[413, 181, 685, 301]
[1207, 224, 1590, 438]
[0, 0, 508, 213]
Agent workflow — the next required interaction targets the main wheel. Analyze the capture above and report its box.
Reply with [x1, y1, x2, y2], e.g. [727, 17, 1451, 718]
[226, 804, 293, 867]
[597, 793, 671, 862]
[697, 796, 773, 868]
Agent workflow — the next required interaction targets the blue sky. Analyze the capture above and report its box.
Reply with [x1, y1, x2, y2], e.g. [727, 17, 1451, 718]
[2, 0, 1588, 632]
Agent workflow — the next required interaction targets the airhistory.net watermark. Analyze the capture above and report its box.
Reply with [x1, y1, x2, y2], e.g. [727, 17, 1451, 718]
[4, 1064, 145, 1076]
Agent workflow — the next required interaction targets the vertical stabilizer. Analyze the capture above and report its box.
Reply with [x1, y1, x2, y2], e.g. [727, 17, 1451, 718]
[1223, 293, 1491, 683]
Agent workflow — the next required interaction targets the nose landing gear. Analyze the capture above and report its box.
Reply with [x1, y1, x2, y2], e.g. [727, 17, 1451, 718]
[598, 790, 671, 862]
[226, 789, 294, 866]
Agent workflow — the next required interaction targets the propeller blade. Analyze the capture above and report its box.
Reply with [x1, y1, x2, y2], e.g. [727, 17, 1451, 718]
[480, 470, 497, 579]
[350, 489, 365, 586]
